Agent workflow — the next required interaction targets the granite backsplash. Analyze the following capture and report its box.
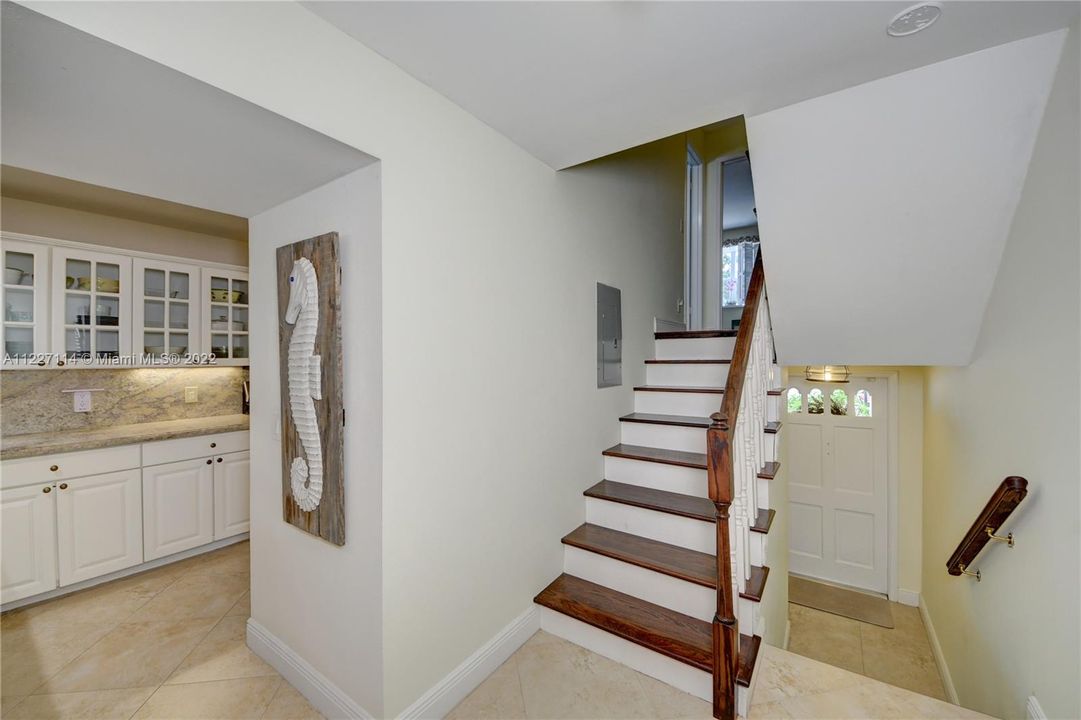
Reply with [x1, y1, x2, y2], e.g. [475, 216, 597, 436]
[1, 367, 247, 436]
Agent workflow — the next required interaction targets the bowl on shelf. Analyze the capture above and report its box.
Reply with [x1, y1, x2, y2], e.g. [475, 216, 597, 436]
[4, 268, 23, 285]
[76, 277, 92, 290]
[66, 276, 76, 289]
[210, 289, 229, 302]
[211, 320, 229, 331]
[230, 290, 245, 303]
[96, 278, 120, 293]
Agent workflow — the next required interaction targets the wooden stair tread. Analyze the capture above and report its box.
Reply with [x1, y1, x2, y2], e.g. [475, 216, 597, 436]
[737, 634, 762, 687]
[750, 508, 776, 534]
[563, 524, 715, 588]
[634, 385, 724, 394]
[603, 444, 707, 470]
[655, 330, 737, 339]
[764, 421, 782, 434]
[534, 574, 713, 671]
[586, 480, 713, 522]
[645, 359, 731, 364]
[740, 565, 769, 602]
[620, 413, 711, 428]
[758, 462, 781, 480]
[767, 387, 785, 396]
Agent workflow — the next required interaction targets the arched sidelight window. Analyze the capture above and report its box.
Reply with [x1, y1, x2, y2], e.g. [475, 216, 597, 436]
[787, 388, 803, 413]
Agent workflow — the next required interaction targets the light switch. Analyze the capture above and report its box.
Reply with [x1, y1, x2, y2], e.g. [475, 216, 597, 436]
[184, 386, 199, 403]
[73, 390, 92, 413]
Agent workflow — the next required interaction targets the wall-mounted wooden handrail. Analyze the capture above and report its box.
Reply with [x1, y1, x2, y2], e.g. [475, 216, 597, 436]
[946, 476, 1028, 579]
[706, 253, 765, 720]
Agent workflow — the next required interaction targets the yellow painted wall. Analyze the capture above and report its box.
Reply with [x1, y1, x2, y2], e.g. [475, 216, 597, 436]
[921, 24, 1079, 720]
[1, 196, 247, 266]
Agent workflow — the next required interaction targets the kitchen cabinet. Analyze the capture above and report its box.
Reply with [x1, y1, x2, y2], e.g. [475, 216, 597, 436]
[201, 268, 249, 365]
[2, 238, 50, 365]
[132, 257, 202, 363]
[214, 451, 250, 539]
[56, 469, 143, 586]
[1, 483, 58, 604]
[142, 457, 215, 561]
[49, 246, 132, 366]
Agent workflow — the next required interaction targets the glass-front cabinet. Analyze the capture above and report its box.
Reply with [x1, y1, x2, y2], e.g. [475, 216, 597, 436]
[50, 247, 132, 366]
[201, 268, 249, 365]
[133, 259, 201, 364]
[2, 239, 49, 365]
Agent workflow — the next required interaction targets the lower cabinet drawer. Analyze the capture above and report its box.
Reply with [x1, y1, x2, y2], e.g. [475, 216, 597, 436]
[1, 445, 141, 490]
[142, 431, 249, 467]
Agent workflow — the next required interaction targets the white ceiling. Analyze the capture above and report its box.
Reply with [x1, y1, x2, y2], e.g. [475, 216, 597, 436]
[1, 3, 376, 218]
[747, 30, 1067, 366]
[305, 1, 1079, 169]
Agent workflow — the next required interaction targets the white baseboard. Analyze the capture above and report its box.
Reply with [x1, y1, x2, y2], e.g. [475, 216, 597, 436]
[918, 597, 959, 704]
[398, 606, 540, 719]
[247, 618, 374, 720]
[896, 588, 920, 607]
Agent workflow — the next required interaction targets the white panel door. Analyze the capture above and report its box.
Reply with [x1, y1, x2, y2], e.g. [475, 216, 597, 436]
[56, 470, 143, 586]
[214, 451, 250, 539]
[786, 379, 888, 592]
[142, 458, 214, 561]
[1, 483, 57, 603]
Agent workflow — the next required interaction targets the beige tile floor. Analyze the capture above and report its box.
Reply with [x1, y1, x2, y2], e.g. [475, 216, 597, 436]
[0, 541, 324, 720]
[447, 630, 993, 720]
[787, 600, 948, 701]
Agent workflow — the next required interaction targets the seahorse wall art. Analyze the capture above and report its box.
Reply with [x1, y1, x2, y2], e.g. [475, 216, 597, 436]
[277, 232, 345, 546]
[284, 257, 323, 512]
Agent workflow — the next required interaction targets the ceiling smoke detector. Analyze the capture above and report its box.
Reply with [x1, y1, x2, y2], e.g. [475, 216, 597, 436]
[887, 3, 942, 37]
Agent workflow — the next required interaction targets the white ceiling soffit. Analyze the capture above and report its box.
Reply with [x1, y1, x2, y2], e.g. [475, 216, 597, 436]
[304, 1, 1079, 170]
[1, 3, 376, 218]
[747, 30, 1067, 367]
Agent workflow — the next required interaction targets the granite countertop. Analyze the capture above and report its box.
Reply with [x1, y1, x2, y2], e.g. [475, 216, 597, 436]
[1, 414, 250, 460]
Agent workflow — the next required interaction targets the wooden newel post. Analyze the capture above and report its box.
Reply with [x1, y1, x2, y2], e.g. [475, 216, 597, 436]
[708, 415, 737, 720]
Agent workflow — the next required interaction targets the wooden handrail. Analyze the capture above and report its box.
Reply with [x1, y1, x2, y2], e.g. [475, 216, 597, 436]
[947, 476, 1028, 578]
[706, 253, 765, 720]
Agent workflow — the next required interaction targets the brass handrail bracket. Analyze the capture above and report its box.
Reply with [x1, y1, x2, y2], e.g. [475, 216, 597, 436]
[958, 563, 981, 582]
[985, 526, 1015, 547]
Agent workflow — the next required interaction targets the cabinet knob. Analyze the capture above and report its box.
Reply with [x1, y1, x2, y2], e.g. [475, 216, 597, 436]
[210, 442, 217, 448]
[59, 483, 68, 490]
[42, 486, 51, 493]
[216, 457, 223, 463]
[206, 459, 213, 465]
[49, 464, 59, 472]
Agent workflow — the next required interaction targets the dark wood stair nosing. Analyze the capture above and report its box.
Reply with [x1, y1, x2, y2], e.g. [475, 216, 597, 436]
[758, 461, 781, 480]
[619, 413, 710, 429]
[750, 508, 776, 534]
[633, 385, 724, 395]
[585, 480, 713, 523]
[655, 330, 737, 339]
[739, 565, 769, 602]
[602, 444, 707, 470]
[561, 524, 715, 588]
[737, 634, 762, 687]
[764, 421, 782, 434]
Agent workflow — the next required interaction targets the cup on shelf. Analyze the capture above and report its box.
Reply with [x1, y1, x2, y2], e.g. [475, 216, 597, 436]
[4, 268, 23, 285]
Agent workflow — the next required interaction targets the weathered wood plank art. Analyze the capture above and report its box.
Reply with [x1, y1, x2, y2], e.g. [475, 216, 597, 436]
[277, 232, 345, 545]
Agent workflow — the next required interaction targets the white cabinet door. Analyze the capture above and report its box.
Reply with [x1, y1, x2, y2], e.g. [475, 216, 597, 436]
[2, 236, 50, 366]
[1, 483, 57, 603]
[142, 458, 214, 561]
[214, 451, 250, 539]
[201, 268, 249, 366]
[132, 258, 202, 363]
[50, 247, 132, 366]
[56, 470, 143, 586]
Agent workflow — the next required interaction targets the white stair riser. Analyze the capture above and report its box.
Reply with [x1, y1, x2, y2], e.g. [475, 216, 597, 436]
[603, 456, 708, 497]
[738, 595, 759, 634]
[756, 477, 771, 511]
[539, 608, 712, 702]
[620, 422, 704, 454]
[646, 363, 729, 387]
[764, 432, 779, 463]
[563, 547, 714, 622]
[654, 337, 735, 360]
[767, 395, 782, 423]
[749, 532, 767, 568]
[585, 498, 714, 554]
[634, 390, 721, 417]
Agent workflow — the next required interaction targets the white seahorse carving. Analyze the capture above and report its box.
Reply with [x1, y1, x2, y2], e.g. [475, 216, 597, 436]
[284, 258, 323, 512]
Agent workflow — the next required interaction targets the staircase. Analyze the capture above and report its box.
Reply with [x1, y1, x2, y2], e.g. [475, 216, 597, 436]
[535, 258, 780, 719]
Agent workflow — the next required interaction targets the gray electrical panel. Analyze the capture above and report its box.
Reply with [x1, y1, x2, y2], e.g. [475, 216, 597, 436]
[597, 283, 622, 388]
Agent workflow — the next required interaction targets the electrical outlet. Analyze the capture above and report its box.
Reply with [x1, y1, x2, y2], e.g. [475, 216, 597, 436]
[73, 390, 92, 413]
[184, 386, 199, 403]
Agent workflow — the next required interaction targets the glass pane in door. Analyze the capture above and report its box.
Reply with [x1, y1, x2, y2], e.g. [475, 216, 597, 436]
[4, 252, 35, 286]
[231, 279, 249, 305]
[232, 307, 248, 332]
[66, 259, 92, 291]
[170, 333, 189, 355]
[231, 334, 248, 359]
[66, 295, 92, 326]
[169, 272, 190, 300]
[96, 263, 120, 294]
[168, 302, 189, 329]
[66, 328, 91, 358]
[95, 296, 120, 327]
[5, 288, 33, 322]
[209, 276, 229, 303]
[144, 300, 165, 328]
[209, 304, 229, 331]
[5, 326, 33, 356]
[211, 333, 229, 359]
[96, 330, 119, 358]
[144, 269, 166, 298]
[143, 331, 165, 355]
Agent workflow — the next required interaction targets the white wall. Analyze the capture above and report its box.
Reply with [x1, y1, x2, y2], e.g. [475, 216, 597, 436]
[922, 24, 1079, 720]
[248, 166, 384, 715]
[25, 4, 684, 715]
[747, 30, 1066, 366]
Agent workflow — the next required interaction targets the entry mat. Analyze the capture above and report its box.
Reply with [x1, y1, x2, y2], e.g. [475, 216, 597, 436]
[789, 575, 894, 628]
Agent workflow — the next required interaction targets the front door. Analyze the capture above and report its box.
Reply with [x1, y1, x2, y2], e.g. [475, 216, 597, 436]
[786, 378, 888, 592]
